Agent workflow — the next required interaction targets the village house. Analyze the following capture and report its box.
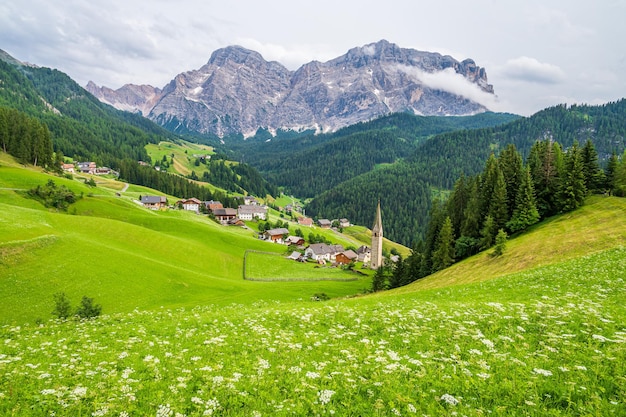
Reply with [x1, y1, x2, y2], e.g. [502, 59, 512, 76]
[238, 204, 267, 221]
[335, 249, 358, 265]
[95, 167, 111, 175]
[298, 217, 313, 227]
[263, 228, 290, 243]
[339, 218, 351, 228]
[243, 196, 259, 205]
[285, 235, 305, 246]
[305, 243, 345, 262]
[357, 245, 371, 264]
[203, 200, 223, 212]
[213, 208, 238, 224]
[177, 198, 202, 212]
[317, 219, 332, 229]
[77, 162, 97, 174]
[61, 163, 75, 173]
[141, 195, 167, 210]
[287, 251, 305, 262]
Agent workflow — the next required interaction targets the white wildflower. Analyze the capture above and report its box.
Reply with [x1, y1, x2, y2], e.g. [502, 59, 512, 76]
[440, 393, 459, 406]
[318, 389, 335, 405]
[533, 368, 553, 376]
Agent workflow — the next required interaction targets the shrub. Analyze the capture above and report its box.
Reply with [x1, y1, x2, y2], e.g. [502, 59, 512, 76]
[51, 292, 72, 319]
[75, 296, 102, 319]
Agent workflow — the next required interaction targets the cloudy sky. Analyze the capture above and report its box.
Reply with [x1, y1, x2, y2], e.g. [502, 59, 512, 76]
[1, 0, 625, 116]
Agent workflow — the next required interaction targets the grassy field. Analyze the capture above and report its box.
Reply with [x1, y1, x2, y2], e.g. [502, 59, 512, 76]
[2, 152, 626, 415]
[0, 154, 370, 324]
[0, 246, 623, 416]
[145, 140, 215, 177]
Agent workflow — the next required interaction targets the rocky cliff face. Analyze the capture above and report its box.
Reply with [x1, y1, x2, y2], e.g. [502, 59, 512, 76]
[87, 40, 495, 137]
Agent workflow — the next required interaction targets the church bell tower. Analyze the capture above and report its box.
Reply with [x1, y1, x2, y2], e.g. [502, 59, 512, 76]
[371, 200, 383, 269]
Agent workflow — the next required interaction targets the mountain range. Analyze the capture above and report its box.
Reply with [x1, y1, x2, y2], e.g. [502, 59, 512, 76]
[86, 40, 494, 138]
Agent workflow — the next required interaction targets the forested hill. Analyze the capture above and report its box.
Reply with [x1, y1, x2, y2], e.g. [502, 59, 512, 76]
[228, 112, 519, 197]
[0, 54, 277, 200]
[307, 100, 626, 247]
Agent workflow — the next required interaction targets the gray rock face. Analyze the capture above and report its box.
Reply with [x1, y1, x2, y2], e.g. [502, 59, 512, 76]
[87, 40, 495, 137]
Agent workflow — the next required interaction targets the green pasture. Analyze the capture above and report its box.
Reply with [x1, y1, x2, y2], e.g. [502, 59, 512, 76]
[145, 140, 215, 177]
[0, 156, 372, 324]
[244, 250, 369, 282]
[1, 246, 624, 416]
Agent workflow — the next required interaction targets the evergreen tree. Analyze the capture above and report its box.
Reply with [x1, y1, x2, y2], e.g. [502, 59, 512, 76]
[581, 139, 604, 193]
[613, 151, 626, 197]
[480, 214, 497, 250]
[489, 167, 509, 231]
[461, 176, 482, 238]
[498, 143, 523, 217]
[388, 255, 406, 289]
[528, 140, 562, 217]
[605, 152, 619, 194]
[506, 166, 540, 233]
[371, 266, 387, 292]
[431, 216, 455, 272]
[420, 199, 445, 277]
[558, 141, 586, 212]
[491, 229, 508, 257]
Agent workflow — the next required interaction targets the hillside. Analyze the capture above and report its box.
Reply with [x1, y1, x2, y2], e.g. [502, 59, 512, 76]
[305, 101, 626, 246]
[0, 153, 397, 324]
[1, 184, 624, 415]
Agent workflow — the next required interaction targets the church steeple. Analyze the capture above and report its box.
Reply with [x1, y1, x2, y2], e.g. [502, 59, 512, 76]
[371, 200, 383, 269]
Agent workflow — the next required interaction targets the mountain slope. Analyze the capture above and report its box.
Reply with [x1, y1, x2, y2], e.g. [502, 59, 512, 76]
[306, 100, 626, 246]
[87, 40, 495, 137]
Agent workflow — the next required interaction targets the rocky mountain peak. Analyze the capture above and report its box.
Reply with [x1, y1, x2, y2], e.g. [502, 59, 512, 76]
[87, 41, 495, 138]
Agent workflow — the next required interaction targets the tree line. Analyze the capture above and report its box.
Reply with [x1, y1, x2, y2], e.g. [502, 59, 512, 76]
[0, 107, 54, 168]
[385, 139, 626, 290]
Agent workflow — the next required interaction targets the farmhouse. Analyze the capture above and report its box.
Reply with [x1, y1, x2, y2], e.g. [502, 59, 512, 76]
[238, 204, 267, 220]
[204, 200, 223, 212]
[305, 243, 345, 262]
[77, 161, 97, 174]
[213, 208, 237, 224]
[243, 196, 259, 205]
[298, 217, 313, 227]
[339, 218, 351, 228]
[317, 219, 332, 229]
[285, 235, 305, 246]
[335, 250, 358, 265]
[178, 198, 202, 212]
[357, 245, 371, 264]
[263, 228, 290, 243]
[61, 163, 75, 173]
[141, 195, 167, 210]
[95, 167, 112, 175]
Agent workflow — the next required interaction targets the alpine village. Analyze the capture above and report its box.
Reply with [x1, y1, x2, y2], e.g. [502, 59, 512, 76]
[1, 39, 625, 416]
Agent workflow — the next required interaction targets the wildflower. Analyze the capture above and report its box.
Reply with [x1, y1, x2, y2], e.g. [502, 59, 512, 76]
[533, 368, 553, 376]
[318, 389, 335, 405]
[440, 393, 459, 406]
[305, 371, 320, 379]
[156, 404, 173, 417]
[407, 403, 417, 413]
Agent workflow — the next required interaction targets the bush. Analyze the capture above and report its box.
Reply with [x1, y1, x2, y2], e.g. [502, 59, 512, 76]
[75, 296, 102, 319]
[51, 292, 72, 319]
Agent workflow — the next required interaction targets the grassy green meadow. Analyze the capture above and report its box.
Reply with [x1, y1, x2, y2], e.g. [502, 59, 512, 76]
[1, 152, 625, 415]
[0, 154, 370, 324]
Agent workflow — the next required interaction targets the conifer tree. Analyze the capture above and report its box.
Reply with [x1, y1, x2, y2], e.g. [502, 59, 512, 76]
[371, 266, 387, 292]
[559, 141, 586, 212]
[388, 255, 406, 289]
[498, 143, 523, 217]
[480, 214, 496, 250]
[581, 139, 604, 193]
[613, 151, 626, 197]
[431, 216, 455, 272]
[605, 152, 619, 194]
[461, 176, 482, 238]
[506, 166, 540, 233]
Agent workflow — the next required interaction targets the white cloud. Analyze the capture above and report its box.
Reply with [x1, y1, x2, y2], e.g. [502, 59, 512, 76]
[396, 65, 504, 112]
[501, 56, 565, 84]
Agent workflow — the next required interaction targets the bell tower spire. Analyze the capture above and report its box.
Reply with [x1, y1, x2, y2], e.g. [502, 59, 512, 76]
[371, 200, 383, 269]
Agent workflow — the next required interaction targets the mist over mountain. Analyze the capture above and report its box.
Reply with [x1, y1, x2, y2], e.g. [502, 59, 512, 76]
[87, 40, 495, 138]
